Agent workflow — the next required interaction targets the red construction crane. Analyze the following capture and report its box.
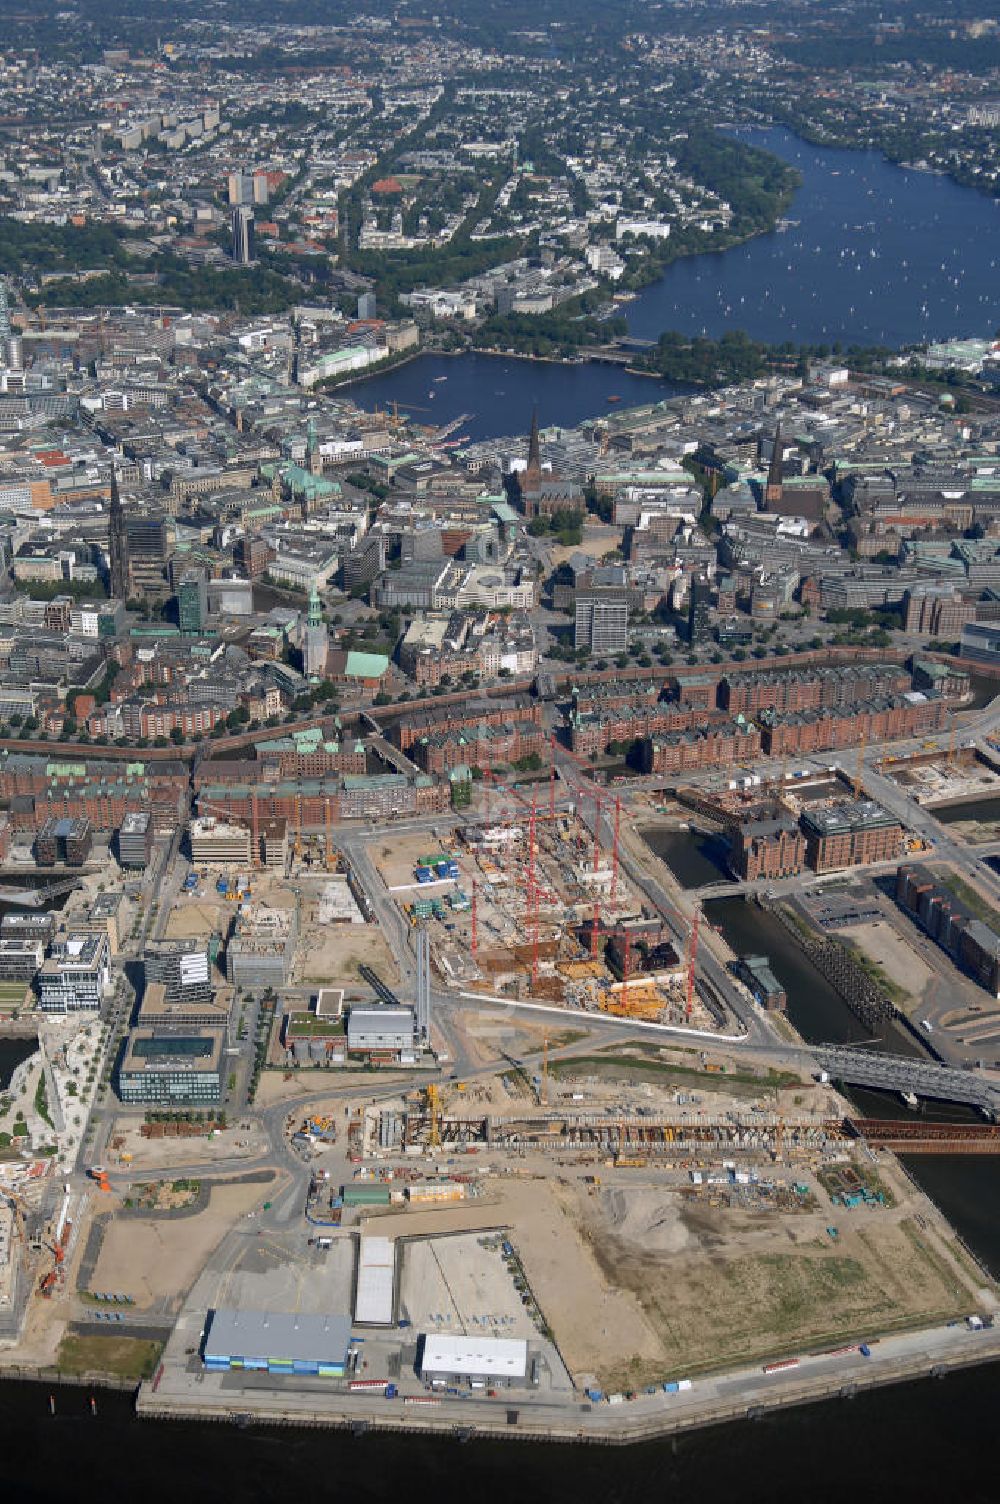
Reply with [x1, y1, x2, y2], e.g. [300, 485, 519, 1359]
[610, 795, 621, 906]
[592, 789, 603, 875]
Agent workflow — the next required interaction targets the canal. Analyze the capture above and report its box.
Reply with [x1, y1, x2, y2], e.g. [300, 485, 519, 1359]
[0, 1034, 36, 1090]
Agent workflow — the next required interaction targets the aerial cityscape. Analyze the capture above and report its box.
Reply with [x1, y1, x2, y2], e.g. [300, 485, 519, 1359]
[0, 0, 998, 1494]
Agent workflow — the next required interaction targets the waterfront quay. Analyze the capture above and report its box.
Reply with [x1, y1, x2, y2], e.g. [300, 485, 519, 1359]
[138, 1319, 1000, 1443]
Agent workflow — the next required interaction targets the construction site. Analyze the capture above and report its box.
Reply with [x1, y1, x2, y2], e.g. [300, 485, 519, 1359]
[263, 1042, 996, 1395]
[368, 778, 725, 1033]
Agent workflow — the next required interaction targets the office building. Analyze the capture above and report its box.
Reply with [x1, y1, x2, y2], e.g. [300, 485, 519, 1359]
[37, 932, 111, 1011]
[202, 1309, 352, 1377]
[178, 569, 208, 635]
[125, 515, 171, 596]
[189, 815, 252, 869]
[897, 864, 1000, 997]
[118, 1027, 224, 1105]
[226, 902, 297, 988]
[688, 573, 714, 646]
[730, 818, 805, 881]
[357, 292, 376, 321]
[144, 938, 212, 1007]
[0, 937, 45, 982]
[118, 810, 152, 869]
[801, 800, 903, 874]
[77, 891, 126, 956]
[34, 816, 92, 868]
[575, 589, 629, 654]
[232, 205, 255, 265]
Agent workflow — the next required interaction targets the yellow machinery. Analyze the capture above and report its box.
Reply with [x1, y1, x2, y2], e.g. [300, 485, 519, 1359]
[599, 980, 663, 1021]
[426, 1083, 441, 1148]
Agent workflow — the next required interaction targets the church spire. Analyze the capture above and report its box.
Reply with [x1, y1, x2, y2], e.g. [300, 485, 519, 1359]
[527, 407, 541, 473]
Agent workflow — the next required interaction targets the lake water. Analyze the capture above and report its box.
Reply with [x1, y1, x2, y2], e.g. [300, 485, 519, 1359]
[347, 352, 679, 445]
[629, 126, 1000, 347]
[350, 126, 1000, 442]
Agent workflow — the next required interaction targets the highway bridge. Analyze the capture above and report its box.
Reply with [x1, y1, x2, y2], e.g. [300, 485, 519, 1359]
[811, 1044, 1000, 1117]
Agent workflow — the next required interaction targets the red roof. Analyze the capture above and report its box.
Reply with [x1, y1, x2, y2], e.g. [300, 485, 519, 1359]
[372, 176, 402, 195]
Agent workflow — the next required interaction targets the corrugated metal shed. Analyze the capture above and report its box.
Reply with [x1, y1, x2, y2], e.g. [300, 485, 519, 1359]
[354, 1235, 395, 1325]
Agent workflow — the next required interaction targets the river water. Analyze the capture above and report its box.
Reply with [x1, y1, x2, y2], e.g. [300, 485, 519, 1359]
[5, 1359, 1000, 1504]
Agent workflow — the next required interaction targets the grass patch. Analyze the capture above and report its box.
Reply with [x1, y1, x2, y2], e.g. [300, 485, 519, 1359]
[937, 871, 1000, 928]
[898, 1219, 976, 1303]
[0, 981, 28, 1007]
[34, 1072, 53, 1130]
[549, 1052, 799, 1094]
[56, 1334, 162, 1380]
[545, 1029, 588, 1049]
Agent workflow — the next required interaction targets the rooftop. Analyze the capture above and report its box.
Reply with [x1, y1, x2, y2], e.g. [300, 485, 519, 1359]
[203, 1308, 352, 1365]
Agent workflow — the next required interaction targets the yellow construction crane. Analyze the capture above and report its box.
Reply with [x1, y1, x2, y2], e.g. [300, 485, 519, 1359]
[426, 1083, 441, 1148]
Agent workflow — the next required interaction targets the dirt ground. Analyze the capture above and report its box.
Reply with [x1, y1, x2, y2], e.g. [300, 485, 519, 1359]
[836, 920, 933, 1010]
[371, 832, 462, 893]
[293, 923, 400, 988]
[163, 894, 231, 942]
[362, 1148, 987, 1392]
[88, 1178, 275, 1312]
[574, 1164, 983, 1387]
[550, 523, 621, 566]
[106, 1119, 269, 1172]
[361, 1179, 663, 1387]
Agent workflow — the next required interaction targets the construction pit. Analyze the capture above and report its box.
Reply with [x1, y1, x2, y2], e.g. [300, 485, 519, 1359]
[369, 815, 727, 1032]
[292, 876, 400, 990]
[882, 747, 1000, 815]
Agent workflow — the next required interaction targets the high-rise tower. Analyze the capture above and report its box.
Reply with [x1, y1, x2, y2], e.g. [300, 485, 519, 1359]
[764, 422, 784, 509]
[108, 464, 128, 600]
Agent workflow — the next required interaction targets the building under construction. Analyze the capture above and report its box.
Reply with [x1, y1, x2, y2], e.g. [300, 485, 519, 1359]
[376, 1099, 848, 1159]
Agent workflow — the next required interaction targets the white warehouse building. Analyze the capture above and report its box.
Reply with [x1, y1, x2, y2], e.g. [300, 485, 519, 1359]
[419, 1333, 529, 1388]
